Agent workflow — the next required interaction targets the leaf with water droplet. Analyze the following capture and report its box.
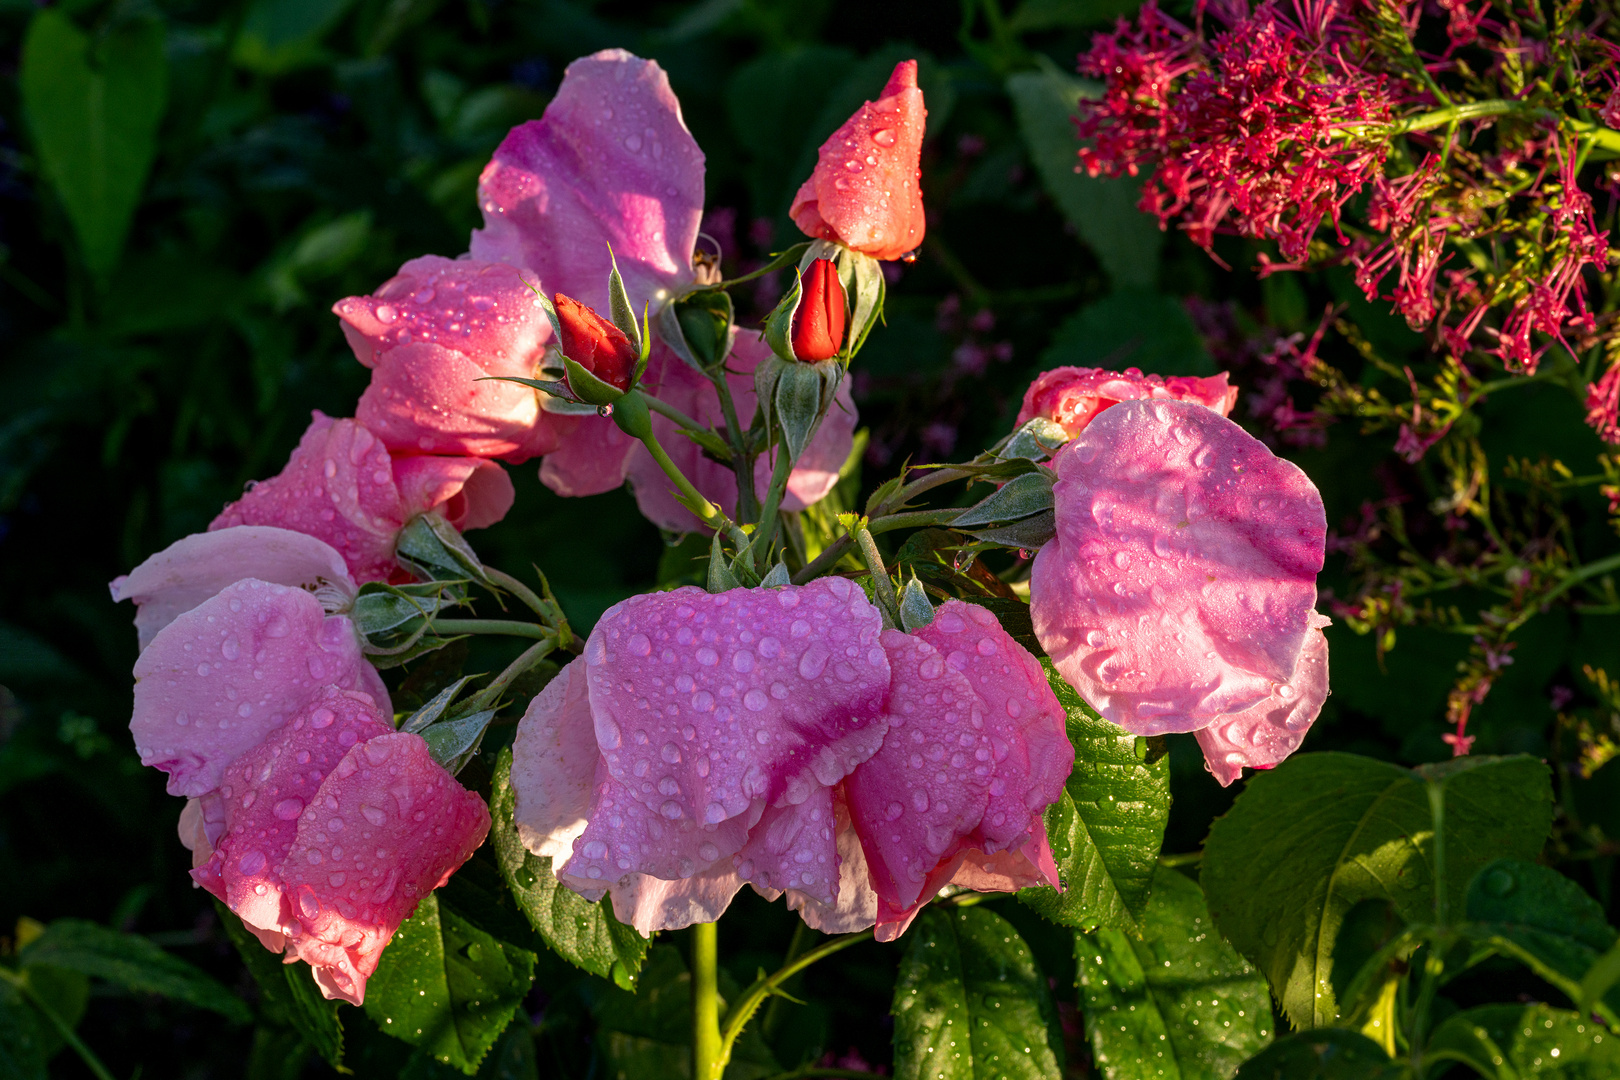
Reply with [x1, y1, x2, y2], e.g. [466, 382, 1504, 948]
[1424, 1003, 1620, 1079]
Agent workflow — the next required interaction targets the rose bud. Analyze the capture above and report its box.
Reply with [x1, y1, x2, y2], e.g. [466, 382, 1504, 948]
[791, 258, 848, 361]
[791, 60, 927, 261]
[554, 293, 638, 395]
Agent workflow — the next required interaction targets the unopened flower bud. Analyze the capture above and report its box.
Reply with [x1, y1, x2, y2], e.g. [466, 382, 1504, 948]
[790, 259, 847, 361]
[555, 293, 638, 394]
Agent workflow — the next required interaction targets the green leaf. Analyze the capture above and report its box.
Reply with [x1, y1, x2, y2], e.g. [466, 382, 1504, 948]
[1078, 867, 1273, 1079]
[219, 904, 345, 1069]
[488, 749, 648, 982]
[1425, 1004, 1620, 1078]
[19, 919, 252, 1024]
[1019, 660, 1170, 933]
[20, 10, 168, 279]
[1005, 62, 1159, 290]
[1578, 939, 1620, 1018]
[1232, 1029, 1405, 1080]
[15, 961, 88, 1061]
[363, 892, 537, 1075]
[951, 471, 1056, 529]
[0, 979, 48, 1080]
[1201, 753, 1553, 1029]
[892, 905, 1065, 1080]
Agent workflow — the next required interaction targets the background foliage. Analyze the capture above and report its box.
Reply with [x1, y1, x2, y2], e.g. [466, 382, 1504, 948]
[2, 0, 1618, 1076]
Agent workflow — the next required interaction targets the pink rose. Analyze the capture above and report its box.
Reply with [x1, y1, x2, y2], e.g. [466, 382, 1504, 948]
[1016, 365, 1238, 439]
[335, 255, 571, 462]
[210, 412, 513, 583]
[1030, 399, 1329, 785]
[131, 578, 389, 797]
[791, 61, 928, 261]
[510, 585, 1069, 936]
[182, 687, 490, 1004]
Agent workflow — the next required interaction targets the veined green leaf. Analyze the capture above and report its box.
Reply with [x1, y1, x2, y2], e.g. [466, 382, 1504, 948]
[1425, 1004, 1620, 1078]
[1232, 1028, 1404, 1079]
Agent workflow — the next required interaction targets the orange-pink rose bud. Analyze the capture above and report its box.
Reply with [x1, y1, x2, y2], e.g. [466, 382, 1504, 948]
[791, 259, 848, 361]
[554, 293, 638, 392]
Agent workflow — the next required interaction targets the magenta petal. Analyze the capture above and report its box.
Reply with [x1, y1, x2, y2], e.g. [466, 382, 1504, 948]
[781, 800, 879, 934]
[469, 49, 704, 313]
[734, 784, 839, 906]
[604, 864, 746, 934]
[1031, 399, 1327, 735]
[872, 839, 1058, 944]
[561, 765, 758, 886]
[199, 688, 393, 938]
[391, 455, 514, 532]
[539, 413, 638, 497]
[280, 731, 491, 1005]
[132, 579, 381, 797]
[845, 629, 995, 915]
[583, 578, 890, 825]
[210, 413, 405, 584]
[511, 658, 600, 860]
[111, 526, 356, 651]
[1194, 619, 1331, 786]
[914, 602, 1070, 853]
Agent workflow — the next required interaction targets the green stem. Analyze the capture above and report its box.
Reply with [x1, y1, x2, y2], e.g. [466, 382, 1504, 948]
[710, 369, 759, 524]
[637, 430, 742, 540]
[0, 966, 117, 1080]
[851, 522, 900, 625]
[1427, 778, 1449, 928]
[692, 922, 722, 1080]
[483, 567, 556, 624]
[642, 391, 710, 434]
[467, 637, 557, 712]
[715, 931, 874, 1075]
[761, 922, 812, 1042]
[426, 618, 550, 640]
[746, 447, 796, 570]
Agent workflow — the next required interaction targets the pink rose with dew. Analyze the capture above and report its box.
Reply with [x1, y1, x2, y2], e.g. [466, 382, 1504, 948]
[509, 584, 1070, 936]
[335, 255, 572, 462]
[182, 687, 489, 1005]
[1030, 398, 1329, 786]
[130, 577, 389, 798]
[1016, 365, 1238, 439]
[210, 412, 513, 583]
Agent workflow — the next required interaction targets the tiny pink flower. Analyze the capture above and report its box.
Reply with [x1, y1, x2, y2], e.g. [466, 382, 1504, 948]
[1030, 399, 1328, 785]
[1016, 365, 1237, 440]
[336, 255, 570, 462]
[210, 412, 514, 583]
[131, 578, 389, 798]
[1586, 362, 1620, 444]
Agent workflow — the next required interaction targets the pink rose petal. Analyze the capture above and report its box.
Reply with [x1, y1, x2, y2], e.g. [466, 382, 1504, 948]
[391, 455, 514, 532]
[470, 49, 704, 314]
[1031, 399, 1326, 735]
[914, 602, 1069, 854]
[538, 409, 639, 498]
[733, 784, 839, 906]
[280, 731, 491, 1005]
[844, 629, 994, 916]
[197, 687, 393, 938]
[511, 658, 599, 860]
[1017, 365, 1238, 439]
[210, 413, 405, 583]
[582, 578, 889, 825]
[1194, 617, 1331, 786]
[779, 799, 879, 933]
[178, 793, 227, 870]
[601, 863, 746, 935]
[132, 579, 384, 797]
[873, 836, 1058, 943]
[111, 526, 355, 651]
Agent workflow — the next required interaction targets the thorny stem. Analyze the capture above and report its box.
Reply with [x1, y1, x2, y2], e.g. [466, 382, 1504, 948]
[466, 636, 557, 712]
[641, 391, 710, 434]
[747, 446, 797, 570]
[692, 921, 722, 1080]
[636, 429, 746, 544]
[714, 931, 875, 1076]
[851, 521, 901, 625]
[0, 966, 117, 1080]
[483, 567, 556, 624]
[425, 618, 550, 640]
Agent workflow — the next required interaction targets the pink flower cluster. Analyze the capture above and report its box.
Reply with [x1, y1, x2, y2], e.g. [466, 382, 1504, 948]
[1028, 393, 1330, 786]
[509, 582, 1070, 939]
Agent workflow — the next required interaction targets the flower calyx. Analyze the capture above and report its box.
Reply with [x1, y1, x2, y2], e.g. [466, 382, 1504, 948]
[763, 241, 885, 366]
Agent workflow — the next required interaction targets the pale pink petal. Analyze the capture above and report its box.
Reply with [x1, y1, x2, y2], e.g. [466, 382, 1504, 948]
[334, 255, 551, 373]
[582, 578, 889, 825]
[872, 838, 1058, 943]
[132, 579, 381, 797]
[539, 412, 639, 497]
[560, 764, 758, 886]
[178, 793, 227, 870]
[470, 49, 704, 313]
[603, 864, 746, 935]
[1016, 366, 1238, 439]
[281, 731, 491, 1005]
[914, 602, 1069, 854]
[112, 526, 356, 652]
[1194, 618, 1331, 786]
[1030, 399, 1326, 735]
[511, 658, 600, 860]
[781, 799, 879, 934]
[733, 784, 839, 906]
[845, 629, 994, 915]
[199, 687, 393, 938]
[210, 414, 405, 584]
[391, 455, 515, 532]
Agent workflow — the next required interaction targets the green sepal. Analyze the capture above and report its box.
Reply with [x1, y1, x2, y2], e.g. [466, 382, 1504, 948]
[776, 359, 841, 463]
[997, 417, 1070, 462]
[762, 266, 804, 362]
[480, 373, 580, 404]
[707, 531, 742, 593]
[899, 577, 934, 631]
[400, 675, 477, 732]
[609, 389, 652, 440]
[760, 561, 792, 588]
[561, 355, 625, 407]
[420, 709, 494, 774]
[958, 510, 1057, 549]
[605, 244, 642, 355]
[396, 512, 491, 586]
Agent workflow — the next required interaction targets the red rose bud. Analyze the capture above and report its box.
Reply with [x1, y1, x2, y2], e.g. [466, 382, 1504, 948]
[554, 293, 637, 392]
[791, 259, 848, 361]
